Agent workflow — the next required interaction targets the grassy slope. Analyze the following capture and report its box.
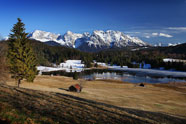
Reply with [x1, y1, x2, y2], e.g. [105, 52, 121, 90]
[0, 76, 186, 124]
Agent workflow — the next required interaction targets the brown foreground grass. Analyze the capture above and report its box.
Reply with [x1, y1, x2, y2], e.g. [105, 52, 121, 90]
[0, 75, 186, 124]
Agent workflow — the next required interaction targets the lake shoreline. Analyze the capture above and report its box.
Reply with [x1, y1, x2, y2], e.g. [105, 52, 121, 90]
[42, 68, 186, 83]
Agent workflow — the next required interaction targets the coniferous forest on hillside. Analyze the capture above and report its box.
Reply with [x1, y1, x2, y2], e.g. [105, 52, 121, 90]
[1, 39, 186, 71]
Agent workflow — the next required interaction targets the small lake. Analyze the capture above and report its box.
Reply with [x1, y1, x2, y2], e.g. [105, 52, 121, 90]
[42, 69, 186, 84]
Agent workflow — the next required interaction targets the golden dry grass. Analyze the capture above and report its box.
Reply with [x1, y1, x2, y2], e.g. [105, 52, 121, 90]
[6, 75, 186, 117]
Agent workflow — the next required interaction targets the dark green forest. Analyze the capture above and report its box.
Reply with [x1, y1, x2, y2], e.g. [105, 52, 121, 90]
[29, 39, 93, 66]
[93, 43, 186, 71]
[1, 40, 186, 71]
[0, 40, 93, 67]
[93, 48, 186, 71]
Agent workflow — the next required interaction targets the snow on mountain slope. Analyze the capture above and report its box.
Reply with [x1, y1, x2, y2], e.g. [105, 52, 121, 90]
[86, 30, 147, 48]
[30, 30, 60, 42]
[30, 30, 84, 48]
[29, 30, 148, 49]
[62, 31, 83, 48]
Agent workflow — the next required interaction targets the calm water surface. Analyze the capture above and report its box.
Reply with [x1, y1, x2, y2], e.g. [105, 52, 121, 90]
[42, 69, 186, 84]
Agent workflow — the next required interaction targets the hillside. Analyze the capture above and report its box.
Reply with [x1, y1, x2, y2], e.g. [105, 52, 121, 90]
[163, 42, 186, 54]
[138, 43, 186, 59]
[0, 40, 92, 66]
[0, 76, 186, 124]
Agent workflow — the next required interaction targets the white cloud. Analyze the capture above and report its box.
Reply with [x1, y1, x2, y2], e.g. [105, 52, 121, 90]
[124, 32, 141, 34]
[159, 33, 173, 38]
[145, 36, 150, 38]
[143, 32, 173, 38]
[152, 33, 158, 36]
[167, 27, 186, 31]
[124, 30, 173, 39]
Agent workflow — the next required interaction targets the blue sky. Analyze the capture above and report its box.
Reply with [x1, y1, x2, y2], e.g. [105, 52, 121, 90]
[0, 0, 186, 45]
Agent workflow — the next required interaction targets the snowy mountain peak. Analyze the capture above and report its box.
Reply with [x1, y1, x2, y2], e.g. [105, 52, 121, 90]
[83, 32, 91, 37]
[93, 30, 104, 34]
[66, 31, 73, 35]
[63, 31, 83, 48]
[89, 30, 147, 47]
[29, 30, 148, 51]
[30, 30, 60, 42]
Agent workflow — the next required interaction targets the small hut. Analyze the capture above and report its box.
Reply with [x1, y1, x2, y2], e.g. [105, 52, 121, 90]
[69, 84, 82, 92]
[139, 83, 145, 87]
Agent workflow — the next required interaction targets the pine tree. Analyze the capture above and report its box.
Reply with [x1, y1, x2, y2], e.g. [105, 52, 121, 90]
[7, 18, 37, 87]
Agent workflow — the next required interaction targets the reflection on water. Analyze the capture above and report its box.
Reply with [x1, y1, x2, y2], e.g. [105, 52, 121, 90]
[82, 72, 186, 83]
[42, 69, 186, 84]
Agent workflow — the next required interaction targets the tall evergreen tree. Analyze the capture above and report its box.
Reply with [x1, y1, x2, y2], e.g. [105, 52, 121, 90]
[7, 18, 37, 87]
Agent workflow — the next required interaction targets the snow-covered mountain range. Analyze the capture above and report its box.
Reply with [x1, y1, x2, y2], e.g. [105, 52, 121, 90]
[29, 30, 148, 51]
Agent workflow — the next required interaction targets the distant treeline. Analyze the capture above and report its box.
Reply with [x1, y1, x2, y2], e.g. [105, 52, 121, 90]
[93, 49, 186, 71]
[1, 40, 186, 71]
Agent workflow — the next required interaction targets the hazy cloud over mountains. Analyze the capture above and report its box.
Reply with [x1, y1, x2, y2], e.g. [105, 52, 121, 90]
[167, 27, 186, 31]
[159, 33, 173, 38]
[145, 33, 173, 39]
[126, 31, 173, 39]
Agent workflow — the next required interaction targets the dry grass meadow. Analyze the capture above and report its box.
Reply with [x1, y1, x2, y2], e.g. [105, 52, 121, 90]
[0, 75, 186, 123]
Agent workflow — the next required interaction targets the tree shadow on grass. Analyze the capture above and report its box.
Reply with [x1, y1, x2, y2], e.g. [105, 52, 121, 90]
[58, 88, 69, 91]
[1, 84, 186, 124]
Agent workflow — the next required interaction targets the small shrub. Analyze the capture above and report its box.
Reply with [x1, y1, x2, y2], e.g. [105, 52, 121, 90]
[73, 71, 78, 80]
[94, 63, 98, 68]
